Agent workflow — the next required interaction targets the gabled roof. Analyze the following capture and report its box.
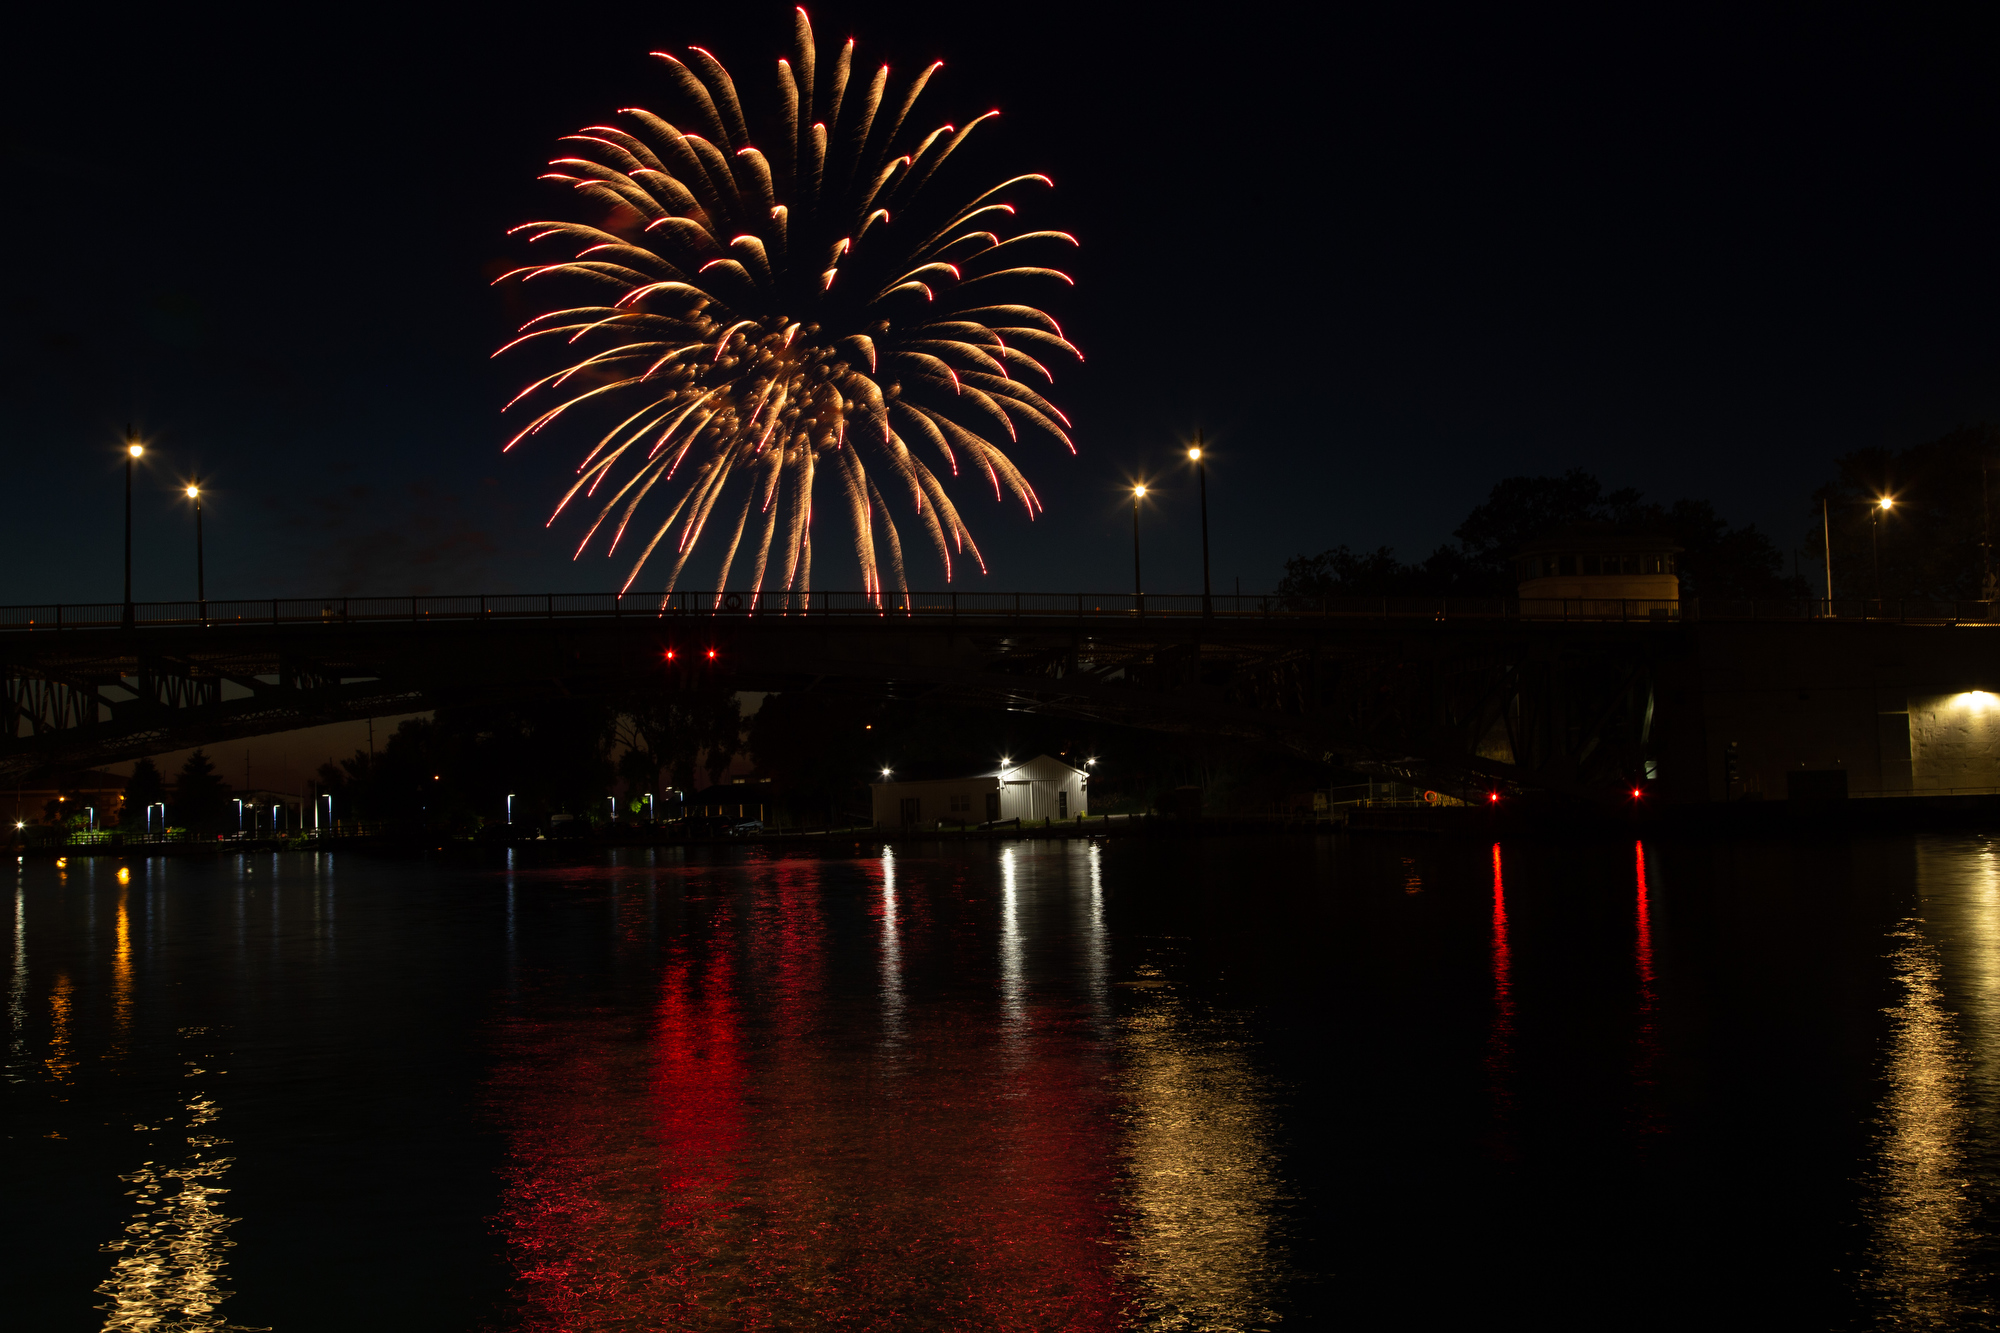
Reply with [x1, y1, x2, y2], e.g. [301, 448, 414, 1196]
[872, 753, 1083, 785]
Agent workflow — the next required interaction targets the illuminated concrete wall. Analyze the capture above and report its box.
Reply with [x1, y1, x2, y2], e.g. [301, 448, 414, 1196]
[1673, 623, 2000, 802]
[1908, 692, 2000, 791]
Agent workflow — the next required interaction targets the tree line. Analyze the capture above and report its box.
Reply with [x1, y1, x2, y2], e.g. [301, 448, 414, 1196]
[1280, 424, 2000, 603]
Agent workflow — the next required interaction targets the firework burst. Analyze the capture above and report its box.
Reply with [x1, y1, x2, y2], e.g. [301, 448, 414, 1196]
[497, 8, 1080, 607]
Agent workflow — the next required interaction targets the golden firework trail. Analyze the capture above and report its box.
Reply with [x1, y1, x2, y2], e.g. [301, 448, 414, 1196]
[497, 8, 1080, 608]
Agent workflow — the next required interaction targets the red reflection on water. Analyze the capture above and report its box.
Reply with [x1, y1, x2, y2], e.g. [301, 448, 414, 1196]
[1632, 841, 1665, 1135]
[1635, 841, 1656, 1013]
[488, 866, 1128, 1329]
[1484, 843, 1516, 1157]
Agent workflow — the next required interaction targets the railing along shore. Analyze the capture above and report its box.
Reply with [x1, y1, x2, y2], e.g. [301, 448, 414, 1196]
[4, 592, 1998, 631]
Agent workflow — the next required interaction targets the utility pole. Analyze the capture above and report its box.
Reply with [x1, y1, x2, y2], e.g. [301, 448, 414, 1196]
[1983, 460, 1996, 602]
[1822, 497, 1834, 614]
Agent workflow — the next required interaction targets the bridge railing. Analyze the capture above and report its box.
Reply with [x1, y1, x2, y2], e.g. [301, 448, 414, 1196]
[4, 592, 1998, 631]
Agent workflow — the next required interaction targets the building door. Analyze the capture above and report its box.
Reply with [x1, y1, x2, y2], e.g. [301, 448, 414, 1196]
[899, 796, 921, 825]
[1058, 790, 1069, 818]
[985, 792, 1001, 822]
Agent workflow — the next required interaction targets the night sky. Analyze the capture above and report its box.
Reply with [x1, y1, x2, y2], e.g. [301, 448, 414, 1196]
[7, 2, 2000, 607]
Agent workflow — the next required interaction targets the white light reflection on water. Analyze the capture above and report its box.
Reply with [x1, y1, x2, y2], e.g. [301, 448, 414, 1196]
[1855, 838, 2000, 1327]
[879, 845, 905, 1043]
[1117, 960, 1281, 1330]
[1081, 843, 1109, 1030]
[999, 846, 1025, 1034]
[9, 880, 25, 1078]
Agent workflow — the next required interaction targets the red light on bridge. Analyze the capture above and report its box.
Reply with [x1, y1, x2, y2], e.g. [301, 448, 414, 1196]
[664, 649, 676, 661]
[1488, 792, 1499, 804]
[1631, 788, 1643, 799]
[706, 648, 717, 660]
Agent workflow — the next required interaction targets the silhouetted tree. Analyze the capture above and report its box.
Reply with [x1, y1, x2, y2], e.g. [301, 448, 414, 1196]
[617, 685, 742, 794]
[172, 749, 232, 831]
[1280, 469, 1801, 602]
[120, 758, 166, 828]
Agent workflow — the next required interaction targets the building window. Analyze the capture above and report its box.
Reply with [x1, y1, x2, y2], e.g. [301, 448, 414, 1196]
[949, 794, 970, 813]
[1058, 791, 1069, 817]
[899, 797, 921, 825]
[1558, 554, 1576, 576]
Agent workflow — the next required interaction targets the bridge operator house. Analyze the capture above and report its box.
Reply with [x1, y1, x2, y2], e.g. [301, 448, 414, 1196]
[871, 755, 1088, 827]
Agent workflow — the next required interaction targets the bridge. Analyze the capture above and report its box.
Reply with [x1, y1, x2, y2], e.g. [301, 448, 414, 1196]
[6, 590, 1996, 802]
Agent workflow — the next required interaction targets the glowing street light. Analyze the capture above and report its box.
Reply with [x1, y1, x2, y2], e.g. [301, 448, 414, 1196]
[1188, 431, 1212, 618]
[123, 432, 144, 631]
[1872, 493, 1897, 603]
[1131, 484, 1148, 611]
[185, 483, 206, 622]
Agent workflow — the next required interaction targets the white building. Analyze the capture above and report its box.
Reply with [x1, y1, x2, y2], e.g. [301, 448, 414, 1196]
[870, 754, 1089, 827]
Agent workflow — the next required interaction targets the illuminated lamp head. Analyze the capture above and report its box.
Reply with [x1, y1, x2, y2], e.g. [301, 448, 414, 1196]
[1879, 495, 1895, 510]
[1187, 446, 1202, 461]
[1133, 484, 1147, 498]
[127, 443, 144, 458]
[185, 484, 200, 499]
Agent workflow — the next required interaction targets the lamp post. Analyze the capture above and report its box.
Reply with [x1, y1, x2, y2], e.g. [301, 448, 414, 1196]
[185, 484, 206, 622]
[1188, 433, 1212, 617]
[123, 433, 144, 631]
[1872, 495, 1894, 605]
[1131, 484, 1147, 614]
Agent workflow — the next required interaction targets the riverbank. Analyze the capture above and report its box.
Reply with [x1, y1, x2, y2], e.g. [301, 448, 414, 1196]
[17, 791, 2000, 858]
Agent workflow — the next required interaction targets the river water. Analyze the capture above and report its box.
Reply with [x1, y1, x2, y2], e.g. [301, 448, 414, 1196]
[6, 834, 2000, 1329]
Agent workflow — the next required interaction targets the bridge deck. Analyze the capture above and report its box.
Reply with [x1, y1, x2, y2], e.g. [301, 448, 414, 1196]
[4, 589, 1996, 631]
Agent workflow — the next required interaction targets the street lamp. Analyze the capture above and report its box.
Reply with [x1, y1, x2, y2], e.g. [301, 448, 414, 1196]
[506, 793, 514, 825]
[185, 483, 206, 622]
[1131, 484, 1147, 612]
[1872, 494, 1895, 604]
[1188, 433, 1212, 617]
[123, 434, 144, 630]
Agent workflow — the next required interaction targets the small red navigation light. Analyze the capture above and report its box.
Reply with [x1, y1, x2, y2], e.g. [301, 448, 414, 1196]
[1631, 788, 1643, 798]
[664, 648, 676, 661]
[1488, 792, 1499, 804]
[706, 648, 717, 659]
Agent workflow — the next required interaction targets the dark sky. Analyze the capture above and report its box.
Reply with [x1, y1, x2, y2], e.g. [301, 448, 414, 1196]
[7, 1, 2000, 606]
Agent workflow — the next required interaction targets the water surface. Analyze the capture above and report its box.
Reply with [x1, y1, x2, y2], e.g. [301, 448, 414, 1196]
[8, 835, 2000, 1328]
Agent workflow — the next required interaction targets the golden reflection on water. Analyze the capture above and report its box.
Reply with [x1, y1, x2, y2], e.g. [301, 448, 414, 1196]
[96, 1033, 262, 1333]
[109, 887, 133, 1056]
[46, 971, 76, 1088]
[1862, 919, 1972, 1323]
[1118, 968, 1280, 1332]
[1857, 839, 2000, 1328]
